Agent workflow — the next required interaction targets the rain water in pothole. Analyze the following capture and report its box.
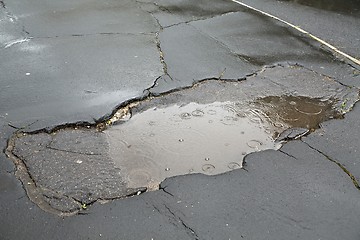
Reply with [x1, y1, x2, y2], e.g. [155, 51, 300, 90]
[106, 96, 341, 190]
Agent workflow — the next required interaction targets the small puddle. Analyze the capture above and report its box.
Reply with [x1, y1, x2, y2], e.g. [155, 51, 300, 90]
[106, 95, 340, 189]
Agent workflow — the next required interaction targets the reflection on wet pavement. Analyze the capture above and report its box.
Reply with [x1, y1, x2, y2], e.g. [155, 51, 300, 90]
[279, 0, 360, 14]
[106, 96, 340, 189]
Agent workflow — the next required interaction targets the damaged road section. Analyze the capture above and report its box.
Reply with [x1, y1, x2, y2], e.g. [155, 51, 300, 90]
[6, 64, 358, 214]
[7, 129, 146, 216]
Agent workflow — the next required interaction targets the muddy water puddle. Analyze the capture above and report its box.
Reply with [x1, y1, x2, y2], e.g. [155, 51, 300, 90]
[253, 96, 342, 131]
[106, 96, 340, 189]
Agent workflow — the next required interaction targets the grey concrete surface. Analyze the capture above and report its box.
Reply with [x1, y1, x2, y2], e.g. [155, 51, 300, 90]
[1, 0, 360, 239]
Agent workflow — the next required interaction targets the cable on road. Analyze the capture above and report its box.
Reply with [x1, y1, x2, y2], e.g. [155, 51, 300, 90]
[231, 0, 360, 67]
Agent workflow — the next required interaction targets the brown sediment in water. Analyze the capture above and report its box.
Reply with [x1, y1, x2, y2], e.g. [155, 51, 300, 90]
[253, 95, 343, 136]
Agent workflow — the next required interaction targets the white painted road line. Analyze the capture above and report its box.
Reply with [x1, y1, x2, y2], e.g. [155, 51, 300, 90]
[231, 0, 360, 67]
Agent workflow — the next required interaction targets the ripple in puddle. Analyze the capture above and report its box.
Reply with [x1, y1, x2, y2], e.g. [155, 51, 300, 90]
[106, 96, 341, 189]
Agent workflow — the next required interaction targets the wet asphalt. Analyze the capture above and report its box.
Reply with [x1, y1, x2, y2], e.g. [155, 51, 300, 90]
[1, 0, 360, 239]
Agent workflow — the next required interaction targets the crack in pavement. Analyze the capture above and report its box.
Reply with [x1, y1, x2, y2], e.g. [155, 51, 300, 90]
[143, 62, 279, 97]
[134, 1, 176, 87]
[135, 0, 172, 14]
[279, 149, 297, 160]
[302, 140, 360, 190]
[164, 204, 200, 240]
[149, 200, 199, 240]
[143, 63, 263, 99]
[159, 185, 175, 197]
[154, 32, 171, 78]
[135, 1, 165, 30]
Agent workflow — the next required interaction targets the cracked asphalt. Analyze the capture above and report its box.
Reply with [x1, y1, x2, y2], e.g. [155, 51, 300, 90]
[1, 0, 360, 239]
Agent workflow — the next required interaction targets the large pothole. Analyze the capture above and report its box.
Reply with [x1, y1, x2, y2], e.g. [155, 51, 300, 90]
[7, 65, 359, 214]
[106, 95, 341, 190]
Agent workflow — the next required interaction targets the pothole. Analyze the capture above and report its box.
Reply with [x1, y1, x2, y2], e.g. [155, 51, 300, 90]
[106, 95, 341, 190]
[6, 65, 358, 214]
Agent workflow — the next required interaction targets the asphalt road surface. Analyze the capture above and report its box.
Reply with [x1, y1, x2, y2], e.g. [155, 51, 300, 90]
[1, 0, 360, 239]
